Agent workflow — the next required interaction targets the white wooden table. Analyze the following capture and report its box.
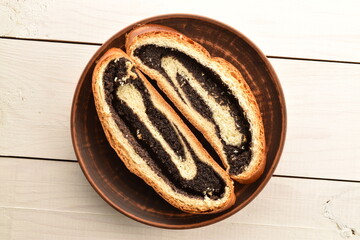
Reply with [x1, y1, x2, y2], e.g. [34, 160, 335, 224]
[1, 0, 360, 239]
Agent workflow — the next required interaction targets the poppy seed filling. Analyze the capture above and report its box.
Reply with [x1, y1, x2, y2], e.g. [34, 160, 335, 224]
[134, 45, 253, 175]
[102, 58, 226, 199]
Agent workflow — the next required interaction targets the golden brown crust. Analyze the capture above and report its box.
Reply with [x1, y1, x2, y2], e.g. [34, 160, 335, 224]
[126, 24, 266, 184]
[92, 48, 235, 213]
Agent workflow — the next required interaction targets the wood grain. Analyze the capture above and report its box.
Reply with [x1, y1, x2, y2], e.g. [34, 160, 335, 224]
[0, 157, 359, 239]
[0, 0, 358, 237]
[0, 39, 99, 160]
[1, 39, 359, 181]
[272, 59, 360, 180]
[0, 0, 359, 62]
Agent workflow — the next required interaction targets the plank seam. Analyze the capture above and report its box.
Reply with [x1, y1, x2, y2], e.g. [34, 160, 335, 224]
[1, 36, 359, 64]
[273, 174, 360, 184]
[0, 36, 101, 46]
[267, 56, 360, 65]
[1, 156, 359, 183]
[0, 155, 77, 163]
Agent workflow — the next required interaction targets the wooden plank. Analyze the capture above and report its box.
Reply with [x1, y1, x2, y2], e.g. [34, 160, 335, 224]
[0, 0, 359, 62]
[271, 59, 360, 180]
[0, 39, 99, 160]
[0, 209, 353, 240]
[1, 39, 360, 180]
[0, 157, 359, 239]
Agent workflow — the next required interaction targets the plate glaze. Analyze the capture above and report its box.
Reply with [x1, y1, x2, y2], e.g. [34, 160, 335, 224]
[71, 14, 286, 229]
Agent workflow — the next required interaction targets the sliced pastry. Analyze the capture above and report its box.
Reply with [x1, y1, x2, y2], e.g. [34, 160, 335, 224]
[92, 48, 235, 213]
[126, 25, 266, 183]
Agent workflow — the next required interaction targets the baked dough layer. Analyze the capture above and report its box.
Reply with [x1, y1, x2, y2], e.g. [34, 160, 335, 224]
[92, 48, 235, 213]
[126, 25, 266, 183]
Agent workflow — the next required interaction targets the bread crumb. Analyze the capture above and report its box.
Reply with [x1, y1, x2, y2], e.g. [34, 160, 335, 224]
[136, 129, 142, 139]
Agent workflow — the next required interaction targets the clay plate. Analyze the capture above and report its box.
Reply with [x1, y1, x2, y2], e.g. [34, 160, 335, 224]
[71, 14, 286, 229]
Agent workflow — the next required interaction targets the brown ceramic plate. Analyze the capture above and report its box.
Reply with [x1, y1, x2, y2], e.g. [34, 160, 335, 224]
[71, 14, 286, 229]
